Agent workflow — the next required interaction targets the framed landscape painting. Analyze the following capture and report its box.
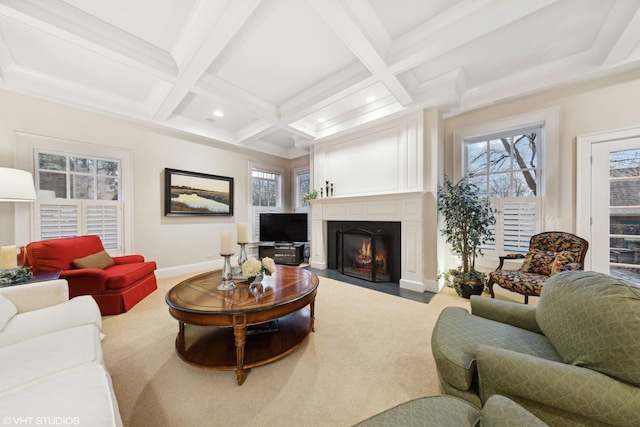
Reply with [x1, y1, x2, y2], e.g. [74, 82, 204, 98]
[164, 168, 234, 216]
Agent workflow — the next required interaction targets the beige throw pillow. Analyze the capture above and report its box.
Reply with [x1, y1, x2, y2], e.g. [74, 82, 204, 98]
[73, 251, 114, 270]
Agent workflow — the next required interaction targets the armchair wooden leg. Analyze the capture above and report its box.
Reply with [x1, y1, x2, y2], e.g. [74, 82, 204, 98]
[488, 280, 495, 299]
[524, 295, 529, 305]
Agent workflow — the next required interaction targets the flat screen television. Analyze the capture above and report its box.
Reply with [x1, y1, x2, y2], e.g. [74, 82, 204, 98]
[259, 213, 308, 243]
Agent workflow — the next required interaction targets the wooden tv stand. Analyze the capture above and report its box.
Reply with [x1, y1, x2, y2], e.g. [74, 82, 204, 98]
[258, 243, 304, 265]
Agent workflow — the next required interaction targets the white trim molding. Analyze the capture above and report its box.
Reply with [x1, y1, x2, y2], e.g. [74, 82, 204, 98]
[309, 191, 439, 293]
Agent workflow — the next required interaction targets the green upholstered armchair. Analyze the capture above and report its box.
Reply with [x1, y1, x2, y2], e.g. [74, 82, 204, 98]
[487, 231, 589, 304]
[431, 271, 640, 426]
[353, 395, 548, 427]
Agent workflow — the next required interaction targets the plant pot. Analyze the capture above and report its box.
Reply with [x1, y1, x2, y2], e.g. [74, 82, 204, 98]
[453, 277, 485, 299]
[460, 282, 484, 299]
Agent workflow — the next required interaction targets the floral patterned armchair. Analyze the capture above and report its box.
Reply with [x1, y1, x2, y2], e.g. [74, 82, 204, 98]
[487, 231, 589, 304]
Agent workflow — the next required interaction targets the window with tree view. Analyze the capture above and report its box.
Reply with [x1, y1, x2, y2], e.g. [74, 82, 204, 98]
[35, 151, 122, 251]
[464, 125, 543, 255]
[251, 167, 283, 241]
[296, 170, 310, 207]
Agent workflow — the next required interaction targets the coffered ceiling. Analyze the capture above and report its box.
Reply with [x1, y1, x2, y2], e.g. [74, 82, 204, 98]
[1, 0, 639, 158]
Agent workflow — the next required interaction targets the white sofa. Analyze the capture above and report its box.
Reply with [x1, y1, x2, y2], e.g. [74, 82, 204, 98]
[0, 279, 122, 427]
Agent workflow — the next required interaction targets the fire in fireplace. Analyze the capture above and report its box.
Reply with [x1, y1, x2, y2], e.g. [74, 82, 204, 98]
[337, 228, 390, 282]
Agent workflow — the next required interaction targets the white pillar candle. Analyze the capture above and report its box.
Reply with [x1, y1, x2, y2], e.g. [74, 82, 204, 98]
[237, 222, 249, 243]
[220, 230, 234, 255]
[0, 245, 17, 270]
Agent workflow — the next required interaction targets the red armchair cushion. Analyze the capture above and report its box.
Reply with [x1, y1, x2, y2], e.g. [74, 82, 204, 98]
[27, 235, 106, 271]
[104, 262, 157, 289]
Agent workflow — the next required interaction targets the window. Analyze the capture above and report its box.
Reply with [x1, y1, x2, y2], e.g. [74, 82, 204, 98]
[454, 107, 562, 261]
[250, 163, 283, 241]
[294, 167, 310, 208]
[34, 150, 122, 252]
[464, 126, 543, 255]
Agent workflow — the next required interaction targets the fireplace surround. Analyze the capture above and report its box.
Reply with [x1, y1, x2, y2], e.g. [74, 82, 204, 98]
[310, 191, 438, 293]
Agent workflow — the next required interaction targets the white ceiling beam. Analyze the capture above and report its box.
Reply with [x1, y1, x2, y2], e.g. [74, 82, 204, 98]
[287, 122, 317, 141]
[152, 0, 264, 121]
[412, 69, 468, 110]
[171, 0, 233, 72]
[291, 134, 314, 151]
[388, 0, 559, 75]
[0, 0, 177, 79]
[248, 139, 303, 160]
[236, 122, 279, 146]
[195, 75, 278, 123]
[164, 114, 237, 146]
[0, 31, 15, 83]
[308, 0, 414, 106]
[236, 120, 276, 144]
[286, 125, 316, 141]
[4, 64, 150, 119]
[279, 62, 372, 123]
[597, 2, 640, 67]
[453, 50, 599, 115]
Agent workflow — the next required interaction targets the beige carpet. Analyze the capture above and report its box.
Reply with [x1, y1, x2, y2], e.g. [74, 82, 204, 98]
[101, 272, 471, 427]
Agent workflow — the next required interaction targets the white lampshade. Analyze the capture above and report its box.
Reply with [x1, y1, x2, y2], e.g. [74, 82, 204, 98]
[0, 167, 37, 202]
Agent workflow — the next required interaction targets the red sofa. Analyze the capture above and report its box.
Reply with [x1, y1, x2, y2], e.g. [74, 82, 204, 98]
[25, 235, 157, 315]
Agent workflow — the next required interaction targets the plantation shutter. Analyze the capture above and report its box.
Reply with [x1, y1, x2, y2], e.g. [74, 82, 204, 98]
[85, 201, 122, 252]
[483, 197, 541, 256]
[36, 200, 122, 253]
[502, 199, 539, 252]
[36, 200, 80, 240]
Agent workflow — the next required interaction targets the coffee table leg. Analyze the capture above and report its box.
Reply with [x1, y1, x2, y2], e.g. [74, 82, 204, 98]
[310, 299, 316, 332]
[177, 321, 185, 350]
[233, 314, 247, 385]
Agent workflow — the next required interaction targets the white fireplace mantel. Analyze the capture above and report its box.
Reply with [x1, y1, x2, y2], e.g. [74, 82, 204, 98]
[309, 191, 439, 293]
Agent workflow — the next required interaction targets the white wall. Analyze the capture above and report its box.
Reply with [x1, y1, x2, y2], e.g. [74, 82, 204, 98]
[0, 90, 293, 274]
[311, 111, 424, 197]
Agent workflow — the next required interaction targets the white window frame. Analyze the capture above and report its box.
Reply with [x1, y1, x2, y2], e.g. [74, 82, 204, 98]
[453, 107, 559, 265]
[293, 166, 310, 210]
[249, 162, 284, 242]
[14, 132, 133, 254]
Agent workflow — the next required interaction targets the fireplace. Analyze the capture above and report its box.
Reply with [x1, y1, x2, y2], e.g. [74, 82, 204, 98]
[310, 191, 438, 293]
[338, 229, 390, 282]
[327, 221, 401, 283]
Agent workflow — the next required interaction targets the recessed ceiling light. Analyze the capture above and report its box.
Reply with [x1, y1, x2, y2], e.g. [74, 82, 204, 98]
[213, 110, 224, 117]
[317, 117, 326, 123]
[366, 96, 376, 103]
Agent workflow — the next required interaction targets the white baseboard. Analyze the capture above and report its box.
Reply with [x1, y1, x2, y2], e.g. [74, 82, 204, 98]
[309, 260, 327, 270]
[155, 259, 223, 279]
[400, 278, 442, 293]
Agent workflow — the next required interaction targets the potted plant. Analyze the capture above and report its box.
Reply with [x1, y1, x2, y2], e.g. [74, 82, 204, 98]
[302, 189, 318, 203]
[437, 174, 497, 298]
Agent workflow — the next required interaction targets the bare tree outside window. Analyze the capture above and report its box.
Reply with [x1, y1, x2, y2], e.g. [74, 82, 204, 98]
[467, 133, 538, 198]
[464, 126, 543, 255]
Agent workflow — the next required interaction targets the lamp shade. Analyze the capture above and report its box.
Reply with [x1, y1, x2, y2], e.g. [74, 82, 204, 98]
[0, 167, 37, 202]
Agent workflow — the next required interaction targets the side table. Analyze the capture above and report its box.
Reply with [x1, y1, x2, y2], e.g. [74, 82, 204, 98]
[0, 269, 62, 288]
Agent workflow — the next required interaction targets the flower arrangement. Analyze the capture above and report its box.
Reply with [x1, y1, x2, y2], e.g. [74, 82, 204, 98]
[241, 256, 276, 283]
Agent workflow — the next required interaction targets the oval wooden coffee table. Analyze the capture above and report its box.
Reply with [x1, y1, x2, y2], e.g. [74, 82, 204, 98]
[166, 265, 318, 385]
